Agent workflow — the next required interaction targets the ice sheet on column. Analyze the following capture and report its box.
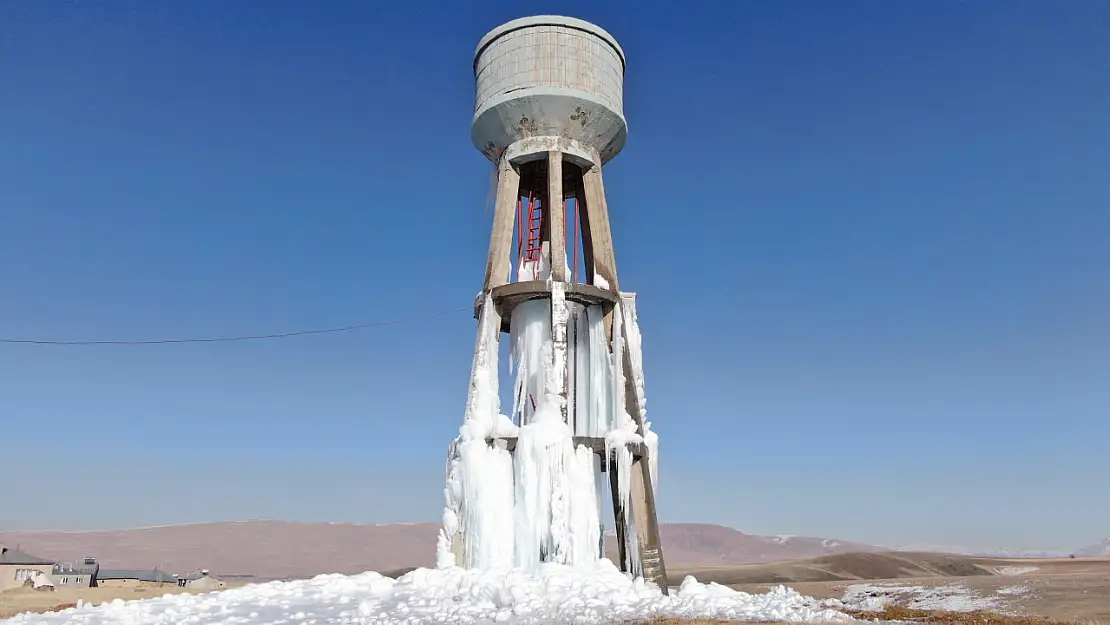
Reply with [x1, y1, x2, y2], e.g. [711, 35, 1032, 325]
[455, 439, 516, 569]
[513, 399, 573, 568]
[440, 293, 518, 569]
[509, 299, 552, 426]
[619, 292, 659, 492]
[586, 305, 613, 436]
[566, 445, 602, 565]
[568, 304, 597, 437]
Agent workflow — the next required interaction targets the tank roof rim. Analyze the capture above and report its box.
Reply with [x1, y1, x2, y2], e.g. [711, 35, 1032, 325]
[473, 15, 625, 74]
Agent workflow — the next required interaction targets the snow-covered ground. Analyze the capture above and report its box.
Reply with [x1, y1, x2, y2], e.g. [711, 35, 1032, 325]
[1, 560, 850, 625]
[996, 566, 1040, 576]
[828, 581, 1032, 614]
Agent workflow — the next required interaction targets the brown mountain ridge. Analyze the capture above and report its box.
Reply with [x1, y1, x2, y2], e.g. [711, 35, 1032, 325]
[0, 521, 880, 580]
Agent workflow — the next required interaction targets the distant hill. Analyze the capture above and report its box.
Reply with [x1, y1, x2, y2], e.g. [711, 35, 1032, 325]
[625, 523, 882, 566]
[0, 521, 881, 580]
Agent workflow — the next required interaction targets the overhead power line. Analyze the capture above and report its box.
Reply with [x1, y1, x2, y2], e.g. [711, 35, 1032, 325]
[0, 306, 470, 346]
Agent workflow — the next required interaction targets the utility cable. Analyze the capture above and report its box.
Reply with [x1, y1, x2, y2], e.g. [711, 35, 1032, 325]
[0, 306, 470, 346]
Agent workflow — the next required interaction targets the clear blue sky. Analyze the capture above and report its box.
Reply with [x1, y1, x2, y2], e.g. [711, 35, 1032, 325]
[2, 1, 1107, 552]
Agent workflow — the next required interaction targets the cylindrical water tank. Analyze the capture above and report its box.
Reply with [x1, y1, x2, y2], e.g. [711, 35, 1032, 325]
[471, 16, 628, 164]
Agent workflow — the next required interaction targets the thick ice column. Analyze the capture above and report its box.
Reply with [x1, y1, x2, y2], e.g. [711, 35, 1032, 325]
[439, 293, 517, 570]
[551, 283, 569, 423]
[510, 300, 552, 424]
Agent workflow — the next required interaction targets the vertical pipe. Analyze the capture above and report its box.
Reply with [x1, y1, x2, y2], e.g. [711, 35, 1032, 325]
[516, 196, 524, 276]
[572, 196, 580, 284]
[577, 175, 595, 287]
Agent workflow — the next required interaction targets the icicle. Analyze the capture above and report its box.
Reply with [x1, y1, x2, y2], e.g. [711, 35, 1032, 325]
[550, 281, 569, 424]
[454, 439, 515, 569]
[568, 304, 592, 436]
[604, 432, 641, 578]
[586, 305, 612, 436]
[436, 442, 461, 569]
[513, 397, 573, 568]
[510, 299, 551, 425]
[618, 294, 659, 494]
[438, 293, 518, 570]
[593, 455, 607, 559]
[611, 302, 626, 436]
[566, 445, 602, 565]
[619, 293, 650, 431]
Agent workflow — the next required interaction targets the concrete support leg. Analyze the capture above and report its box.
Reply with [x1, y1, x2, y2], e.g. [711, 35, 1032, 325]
[581, 165, 619, 291]
[576, 174, 596, 289]
[484, 159, 521, 290]
[547, 151, 566, 282]
[617, 307, 669, 594]
[630, 456, 667, 592]
[609, 460, 630, 572]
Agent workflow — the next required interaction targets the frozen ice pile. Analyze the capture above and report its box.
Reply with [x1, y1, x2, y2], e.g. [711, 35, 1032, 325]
[3, 560, 851, 625]
[996, 566, 1039, 576]
[829, 582, 1014, 613]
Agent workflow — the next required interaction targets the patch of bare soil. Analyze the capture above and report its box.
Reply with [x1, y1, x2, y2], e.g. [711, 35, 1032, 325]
[728, 557, 1110, 624]
[844, 606, 1075, 625]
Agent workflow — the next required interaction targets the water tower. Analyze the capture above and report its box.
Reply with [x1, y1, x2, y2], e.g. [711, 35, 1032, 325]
[438, 15, 668, 592]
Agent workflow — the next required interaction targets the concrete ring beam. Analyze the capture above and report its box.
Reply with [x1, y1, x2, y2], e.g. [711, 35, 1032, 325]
[474, 280, 619, 331]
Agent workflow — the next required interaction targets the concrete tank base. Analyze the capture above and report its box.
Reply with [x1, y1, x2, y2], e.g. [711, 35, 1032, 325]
[472, 88, 627, 165]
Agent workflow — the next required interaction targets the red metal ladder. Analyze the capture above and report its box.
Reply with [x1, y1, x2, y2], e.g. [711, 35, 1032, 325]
[519, 193, 544, 277]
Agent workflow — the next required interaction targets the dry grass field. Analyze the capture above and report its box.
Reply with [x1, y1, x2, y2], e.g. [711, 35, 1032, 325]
[676, 554, 1110, 624]
[0, 584, 223, 620]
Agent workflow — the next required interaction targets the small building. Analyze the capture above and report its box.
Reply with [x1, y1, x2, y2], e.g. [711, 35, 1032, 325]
[52, 557, 100, 588]
[0, 543, 56, 592]
[97, 569, 178, 588]
[177, 569, 225, 591]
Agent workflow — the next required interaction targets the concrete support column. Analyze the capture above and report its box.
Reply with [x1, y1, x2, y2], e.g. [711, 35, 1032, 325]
[484, 159, 521, 290]
[547, 151, 566, 282]
[610, 464, 630, 572]
[619, 314, 668, 593]
[581, 165, 618, 291]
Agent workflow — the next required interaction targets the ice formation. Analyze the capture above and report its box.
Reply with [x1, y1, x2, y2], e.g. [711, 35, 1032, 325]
[830, 582, 1015, 613]
[1, 562, 853, 625]
[439, 278, 653, 577]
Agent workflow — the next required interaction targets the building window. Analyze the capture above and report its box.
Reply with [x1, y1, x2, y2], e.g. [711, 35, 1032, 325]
[14, 569, 37, 582]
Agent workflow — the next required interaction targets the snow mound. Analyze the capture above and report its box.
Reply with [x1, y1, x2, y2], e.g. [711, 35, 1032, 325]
[2, 560, 851, 625]
[996, 566, 1039, 576]
[830, 583, 1003, 613]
